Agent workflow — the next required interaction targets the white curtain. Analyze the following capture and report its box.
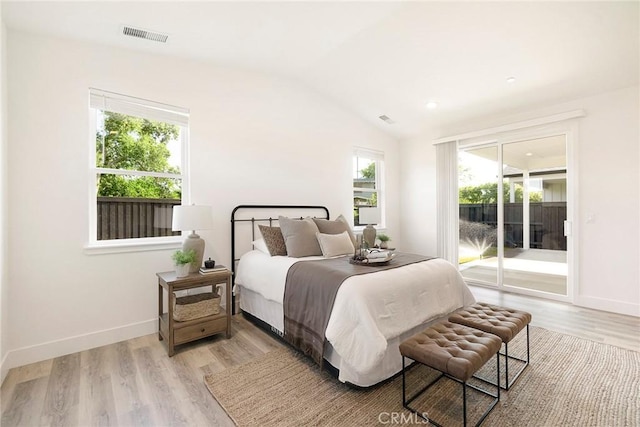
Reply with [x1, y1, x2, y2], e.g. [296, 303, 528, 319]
[436, 141, 458, 264]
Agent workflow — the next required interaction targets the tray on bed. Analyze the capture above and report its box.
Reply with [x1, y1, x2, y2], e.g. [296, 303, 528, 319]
[349, 252, 396, 266]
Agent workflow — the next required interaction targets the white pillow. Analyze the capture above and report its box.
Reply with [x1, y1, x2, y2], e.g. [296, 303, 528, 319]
[312, 214, 357, 247]
[316, 231, 355, 258]
[252, 238, 270, 255]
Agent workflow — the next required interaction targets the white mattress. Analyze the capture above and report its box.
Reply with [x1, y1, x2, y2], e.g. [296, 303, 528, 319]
[235, 250, 475, 387]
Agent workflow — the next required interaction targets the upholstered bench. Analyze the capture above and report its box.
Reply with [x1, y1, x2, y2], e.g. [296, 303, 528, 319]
[399, 321, 502, 427]
[449, 302, 531, 390]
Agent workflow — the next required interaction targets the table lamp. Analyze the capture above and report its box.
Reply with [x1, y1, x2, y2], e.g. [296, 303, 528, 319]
[358, 207, 380, 248]
[172, 204, 213, 273]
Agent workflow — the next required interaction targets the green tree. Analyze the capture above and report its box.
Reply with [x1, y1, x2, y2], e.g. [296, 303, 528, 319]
[459, 182, 542, 204]
[459, 182, 503, 204]
[360, 162, 376, 179]
[368, 191, 377, 207]
[529, 191, 542, 202]
[97, 112, 181, 198]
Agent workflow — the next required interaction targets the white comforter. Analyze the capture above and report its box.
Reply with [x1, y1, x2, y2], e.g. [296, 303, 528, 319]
[235, 250, 475, 375]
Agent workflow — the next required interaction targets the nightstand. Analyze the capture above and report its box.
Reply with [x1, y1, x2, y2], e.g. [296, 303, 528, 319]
[156, 269, 232, 356]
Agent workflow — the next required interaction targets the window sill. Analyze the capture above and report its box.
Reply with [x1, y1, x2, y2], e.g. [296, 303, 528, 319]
[353, 226, 387, 233]
[84, 236, 182, 255]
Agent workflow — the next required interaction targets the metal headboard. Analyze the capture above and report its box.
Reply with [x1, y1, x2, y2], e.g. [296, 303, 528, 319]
[230, 204, 330, 314]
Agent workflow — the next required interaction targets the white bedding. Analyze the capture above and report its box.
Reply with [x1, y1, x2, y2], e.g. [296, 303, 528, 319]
[235, 250, 475, 385]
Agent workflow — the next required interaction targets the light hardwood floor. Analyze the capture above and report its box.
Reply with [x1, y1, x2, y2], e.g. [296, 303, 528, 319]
[469, 285, 640, 352]
[2, 287, 638, 426]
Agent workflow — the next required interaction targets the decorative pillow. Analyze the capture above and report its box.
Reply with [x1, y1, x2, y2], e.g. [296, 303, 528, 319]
[258, 225, 287, 256]
[313, 214, 357, 246]
[316, 231, 355, 258]
[252, 238, 270, 255]
[278, 216, 323, 257]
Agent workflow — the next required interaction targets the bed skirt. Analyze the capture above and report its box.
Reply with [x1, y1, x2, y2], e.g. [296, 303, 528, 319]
[238, 285, 450, 387]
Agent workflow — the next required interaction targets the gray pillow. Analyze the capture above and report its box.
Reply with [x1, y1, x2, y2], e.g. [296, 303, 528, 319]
[313, 214, 357, 247]
[278, 216, 323, 257]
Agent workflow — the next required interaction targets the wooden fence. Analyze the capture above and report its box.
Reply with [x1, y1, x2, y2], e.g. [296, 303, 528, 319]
[97, 197, 181, 240]
[459, 202, 566, 250]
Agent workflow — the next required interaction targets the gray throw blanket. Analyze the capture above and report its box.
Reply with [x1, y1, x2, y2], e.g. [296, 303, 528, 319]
[283, 252, 434, 366]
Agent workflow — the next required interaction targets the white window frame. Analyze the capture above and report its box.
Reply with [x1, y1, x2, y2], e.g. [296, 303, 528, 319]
[353, 147, 385, 231]
[85, 89, 190, 254]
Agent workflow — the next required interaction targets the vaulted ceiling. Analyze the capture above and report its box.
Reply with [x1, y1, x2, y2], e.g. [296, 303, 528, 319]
[3, 1, 638, 140]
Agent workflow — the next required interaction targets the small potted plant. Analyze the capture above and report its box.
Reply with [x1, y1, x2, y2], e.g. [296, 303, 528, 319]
[172, 249, 196, 278]
[378, 233, 391, 249]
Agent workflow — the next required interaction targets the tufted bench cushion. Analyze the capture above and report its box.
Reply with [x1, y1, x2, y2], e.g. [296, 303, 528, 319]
[448, 302, 531, 343]
[449, 302, 532, 390]
[399, 321, 502, 382]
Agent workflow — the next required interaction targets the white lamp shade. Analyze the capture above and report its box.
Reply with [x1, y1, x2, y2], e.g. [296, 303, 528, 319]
[172, 205, 213, 232]
[359, 207, 380, 225]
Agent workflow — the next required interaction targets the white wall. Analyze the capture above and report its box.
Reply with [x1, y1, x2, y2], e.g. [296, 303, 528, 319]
[399, 132, 439, 257]
[0, 9, 9, 382]
[400, 85, 640, 317]
[3, 30, 400, 371]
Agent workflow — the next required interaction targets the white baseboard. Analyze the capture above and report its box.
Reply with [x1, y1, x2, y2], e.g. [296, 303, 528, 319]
[575, 294, 640, 317]
[1, 351, 9, 385]
[1, 318, 157, 384]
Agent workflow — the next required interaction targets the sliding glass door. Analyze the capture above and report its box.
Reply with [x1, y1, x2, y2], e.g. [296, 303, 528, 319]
[458, 146, 499, 286]
[458, 135, 569, 297]
[501, 136, 567, 295]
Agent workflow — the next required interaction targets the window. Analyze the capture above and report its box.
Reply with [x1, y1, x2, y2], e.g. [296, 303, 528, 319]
[88, 89, 189, 247]
[353, 148, 384, 227]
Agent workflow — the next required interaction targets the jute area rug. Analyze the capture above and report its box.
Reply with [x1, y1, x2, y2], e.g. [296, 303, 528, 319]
[204, 327, 639, 426]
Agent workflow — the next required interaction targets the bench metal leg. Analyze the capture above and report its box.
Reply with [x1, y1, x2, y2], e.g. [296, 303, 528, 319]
[463, 381, 467, 427]
[402, 354, 500, 427]
[473, 324, 530, 390]
[504, 324, 530, 390]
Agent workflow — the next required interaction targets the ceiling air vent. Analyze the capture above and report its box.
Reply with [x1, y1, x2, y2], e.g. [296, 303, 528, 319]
[379, 115, 395, 124]
[122, 25, 169, 43]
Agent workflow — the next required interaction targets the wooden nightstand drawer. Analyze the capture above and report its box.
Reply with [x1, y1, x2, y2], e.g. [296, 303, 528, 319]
[174, 317, 227, 345]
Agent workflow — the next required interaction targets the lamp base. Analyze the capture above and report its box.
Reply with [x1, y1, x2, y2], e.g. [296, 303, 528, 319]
[363, 225, 377, 249]
[183, 233, 205, 273]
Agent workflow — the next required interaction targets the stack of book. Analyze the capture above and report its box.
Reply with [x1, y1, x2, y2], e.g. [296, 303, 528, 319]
[199, 265, 228, 275]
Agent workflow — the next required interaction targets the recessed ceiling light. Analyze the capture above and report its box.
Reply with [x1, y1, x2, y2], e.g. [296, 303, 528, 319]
[525, 152, 533, 156]
[426, 101, 438, 109]
[506, 77, 516, 83]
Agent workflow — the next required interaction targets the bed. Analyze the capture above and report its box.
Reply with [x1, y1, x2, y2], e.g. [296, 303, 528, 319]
[231, 205, 475, 387]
